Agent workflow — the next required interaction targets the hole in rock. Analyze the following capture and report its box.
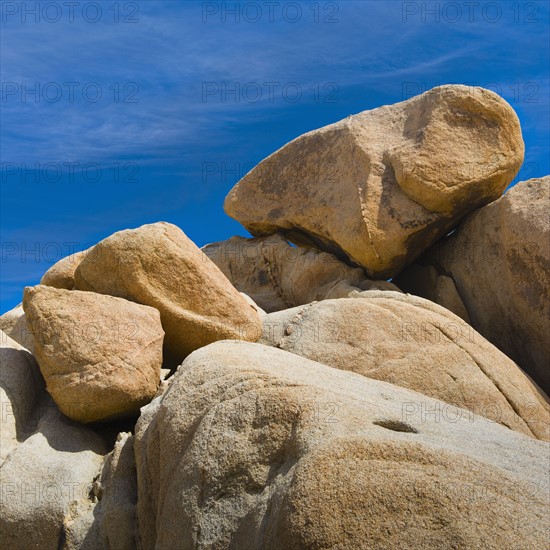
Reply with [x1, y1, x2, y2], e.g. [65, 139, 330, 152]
[373, 419, 418, 433]
[88, 414, 139, 448]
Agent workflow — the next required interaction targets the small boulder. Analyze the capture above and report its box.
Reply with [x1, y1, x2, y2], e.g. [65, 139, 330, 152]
[23, 285, 164, 423]
[74, 222, 262, 360]
[40, 249, 89, 290]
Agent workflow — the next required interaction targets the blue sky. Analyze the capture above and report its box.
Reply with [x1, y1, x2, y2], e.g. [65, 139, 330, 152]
[1, 0, 549, 312]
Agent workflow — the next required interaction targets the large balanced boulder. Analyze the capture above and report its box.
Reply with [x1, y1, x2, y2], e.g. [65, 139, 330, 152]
[134, 341, 550, 549]
[23, 285, 164, 424]
[74, 222, 262, 360]
[203, 234, 398, 312]
[224, 85, 524, 278]
[0, 331, 107, 550]
[40, 249, 89, 290]
[395, 176, 550, 392]
[260, 293, 550, 440]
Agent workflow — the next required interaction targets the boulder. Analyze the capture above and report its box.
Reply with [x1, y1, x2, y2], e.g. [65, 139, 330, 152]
[0, 304, 35, 353]
[74, 222, 262, 360]
[40, 249, 89, 290]
[260, 293, 549, 440]
[203, 234, 397, 312]
[395, 176, 550, 392]
[0, 331, 107, 549]
[23, 285, 164, 424]
[0, 331, 44, 463]
[88, 432, 138, 549]
[134, 341, 550, 549]
[224, 85, 524, 278]
[0, 397, 106, 550]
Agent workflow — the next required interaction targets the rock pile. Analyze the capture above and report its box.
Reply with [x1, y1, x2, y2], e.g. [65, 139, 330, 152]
[395, 175, 550, 391]
[224, 85, 524, 278]
[202, 233, 398, 312]
[1, 85, 548, 549]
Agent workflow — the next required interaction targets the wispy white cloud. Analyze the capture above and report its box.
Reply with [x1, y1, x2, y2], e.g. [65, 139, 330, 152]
[1, 1, 548, 312]
[1, 0, 498, 164]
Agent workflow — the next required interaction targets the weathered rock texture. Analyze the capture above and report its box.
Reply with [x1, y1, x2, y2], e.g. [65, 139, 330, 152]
[0, 331, 107, 549]
[203, 234, 398, 312]
[134, 341, 550, 549]
[0, 331, 44, 463]
[23, 285, 164, 423]
[0, 304, 35, 353]
[40, 249, 89, 290]
[74, 222, 262, 360]
[393, 265, 471, 322]
[225, 85, 524, 277]
[87, 432, 138, 549]
[395, 176, 550, 392]
[260, 293, 549, 440]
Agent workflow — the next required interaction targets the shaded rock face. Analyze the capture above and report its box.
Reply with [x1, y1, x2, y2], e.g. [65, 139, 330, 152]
[0, 304, 35, 353]
[88, 432, 138, 550]
[134, 341, 550, 550]
[40, 249, 89, 290]
[392, 264, 471, 323]
[73, 222, 262, 361]
[203, 234, 398, 313]
[23, 285, 164, 424]
[224, 85, 524, 278]
[260, 293, 550, 441]
[0, 330, 107, 550]
[395, 176, 550, 392]
[0, 331, 45, 463]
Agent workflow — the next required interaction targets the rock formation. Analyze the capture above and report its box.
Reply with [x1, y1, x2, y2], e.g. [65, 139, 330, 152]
[0, 87, 547, 549]
[395, 176, 550, 392]
[134, 341, 550, 549]
[23, 285, 164, 423]
[224, 85, 524, 277]
[74, 222, 262, 361]
[203, 233, 398, 312]
[260, 293, 549, 440]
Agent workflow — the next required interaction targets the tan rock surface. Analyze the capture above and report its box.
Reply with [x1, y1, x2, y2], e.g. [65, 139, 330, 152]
[260, 293, 549, 440]
[134, 341, 550, 549]
[224, 85, 524, 277]
[23, 285, 164, 423]
[0, 397, 106, 550]
[90, 432, 138, 550]
[0, 331, 44, 463]
[203, 234, 397, 312]
[0, 304, 35, 353]
[74, 222, 262, 360]
[0, 335, 106, 549]
[40, 249, 89, 290]
[395, 176, 550, 391]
